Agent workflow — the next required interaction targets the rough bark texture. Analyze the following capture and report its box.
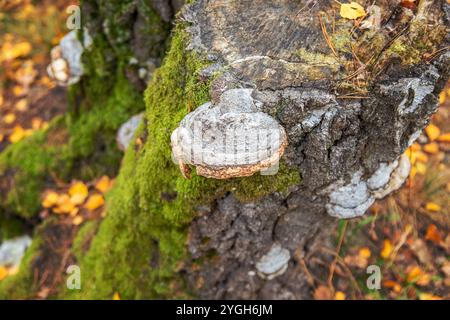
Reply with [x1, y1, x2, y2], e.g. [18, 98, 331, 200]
[0, 0, 449, 300]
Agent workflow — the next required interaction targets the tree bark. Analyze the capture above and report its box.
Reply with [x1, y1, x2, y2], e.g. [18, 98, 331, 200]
[1, 0, 449, 299]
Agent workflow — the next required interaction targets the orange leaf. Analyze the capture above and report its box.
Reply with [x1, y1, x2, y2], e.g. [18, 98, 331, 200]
[437, 133, 450, 143]
[95, 176, 112, 193]
[419, 293, 442, 300]
[84, 194, 105, 211]
[72, 216, 84, 226]
[334, 291, 346, 300]
[425, 124, 440, 142]
[423, 142, 439, 154]
[425, 224, 442, 244]
[54, 194, 75, 214]
[113, 292, 121, 300]
[381, 239, 392, 259]
[383, 280, 402, 293]
[358, 247, 371, 259]
[314, 285, 332, 300]
[0, 266, 8, 281]
[425, 202, 441, 212]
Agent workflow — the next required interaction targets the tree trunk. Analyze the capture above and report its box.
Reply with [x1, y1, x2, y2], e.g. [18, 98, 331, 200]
[1, 0, 449, 299]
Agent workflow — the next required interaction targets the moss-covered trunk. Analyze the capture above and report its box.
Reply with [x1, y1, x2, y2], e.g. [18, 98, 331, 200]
[1, 0, 449, 299]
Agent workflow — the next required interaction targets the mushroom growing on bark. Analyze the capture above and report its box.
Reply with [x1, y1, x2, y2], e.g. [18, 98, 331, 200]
[171, 89, 288, 179]
[116, 113, 145, 151]
[47, 29, 92, 86]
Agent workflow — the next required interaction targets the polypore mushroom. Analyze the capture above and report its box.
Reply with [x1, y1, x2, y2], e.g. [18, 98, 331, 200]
[116, 113, 144, 151]
[0, 235, 32, 268]
[171, 89, 288, 179]
[255, 243, 290, 280]
[47, 29, 92, 86]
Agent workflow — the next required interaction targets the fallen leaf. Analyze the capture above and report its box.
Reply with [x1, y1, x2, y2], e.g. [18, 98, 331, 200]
[314, 285, 332, 300]
[334, 291, 346, 300]
[437, 133, 450, 143]
[9, 125, 32, 143]
[84, 194, 105, 211]
[383, 280, 402, 293]
[407, 266, 430, 286]
[344, 254, 368, 269]
[95, 175, 112, 193]
[14, 98, 28, 112]
[359, 247, 371, 259]
[0, 266, 8, 281]
[415, 162, 427, 175]
[54, 194, 75, 214]
[73, 216, 84, 226]
[340, 2, 366, 20]
[0, 41, 32, 62]
[113, 292, 121, 300]
[419, 293, 442, 300]
[69, 181, 88, 205]
[423, 142, 439, 154]
[3, 113, 16, 124]
[0, 133, 3, 143]
[42, 191, 59, 208]
[425, 224, 443, 244]
[425, 124, 441, 142]
[381, 239, 392, 259]
[425, 202, 441, 212]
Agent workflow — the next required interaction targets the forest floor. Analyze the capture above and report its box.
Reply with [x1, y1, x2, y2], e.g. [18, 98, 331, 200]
[0, 0, 449, 300]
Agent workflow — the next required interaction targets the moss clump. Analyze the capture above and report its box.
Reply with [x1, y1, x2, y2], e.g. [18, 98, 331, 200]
[66, 22, 301, 299]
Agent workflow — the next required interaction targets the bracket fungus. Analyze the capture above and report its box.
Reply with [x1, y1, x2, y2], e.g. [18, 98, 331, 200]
[171, 89, 288, 179]
[325, 154, 411, 219]
[255, 243, 290, 280]
[47, 29, 92, 86]
[116, 113, 144, 151]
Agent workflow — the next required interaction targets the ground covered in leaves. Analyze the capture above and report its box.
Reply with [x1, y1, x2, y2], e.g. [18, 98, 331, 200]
[0, 0, 449, 300]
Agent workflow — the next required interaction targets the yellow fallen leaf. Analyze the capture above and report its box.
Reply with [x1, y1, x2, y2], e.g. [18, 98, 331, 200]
[423, 142, 439, 154]
[84, 194, 105, 211]
[334, 291, 346, 300]
[409, 143, 421, 152]
[425, 224, 442, 244]
[419, 293, 442, 300]
[0, 93, 3, 107]
[409, 166, 417, 179]
[12, 85, 25, 97]
[0, 42, 32, 62]
[9, 125, 29, 143]
[340, 2, 366, 20]
[42, 191, 59, 208]
[437, 133, 450, 143]
[383, 280, 402, 293]
[113, 292, 121, 300]
[3, 113, 16, 124]
[95, 175, 112, 193]
[439, 91, 446, 105]
[407, 266, 426, 283]
[69, 181, 88, 205]
[73, 216, 84, 226]
[54, 194, 75, 214]
[415, 162, 427, 175]
[425, 202, 441, 212]
[14, 99, 28, 112]
[425, 124, 440, 142]
[381, 239, 392, 259]
[358, 247, 371, 259]
[0, 266, 8, 281]
[414, 151, 428, 163]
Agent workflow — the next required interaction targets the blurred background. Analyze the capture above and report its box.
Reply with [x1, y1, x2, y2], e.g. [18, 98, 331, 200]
[0, 0, 448, 300]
